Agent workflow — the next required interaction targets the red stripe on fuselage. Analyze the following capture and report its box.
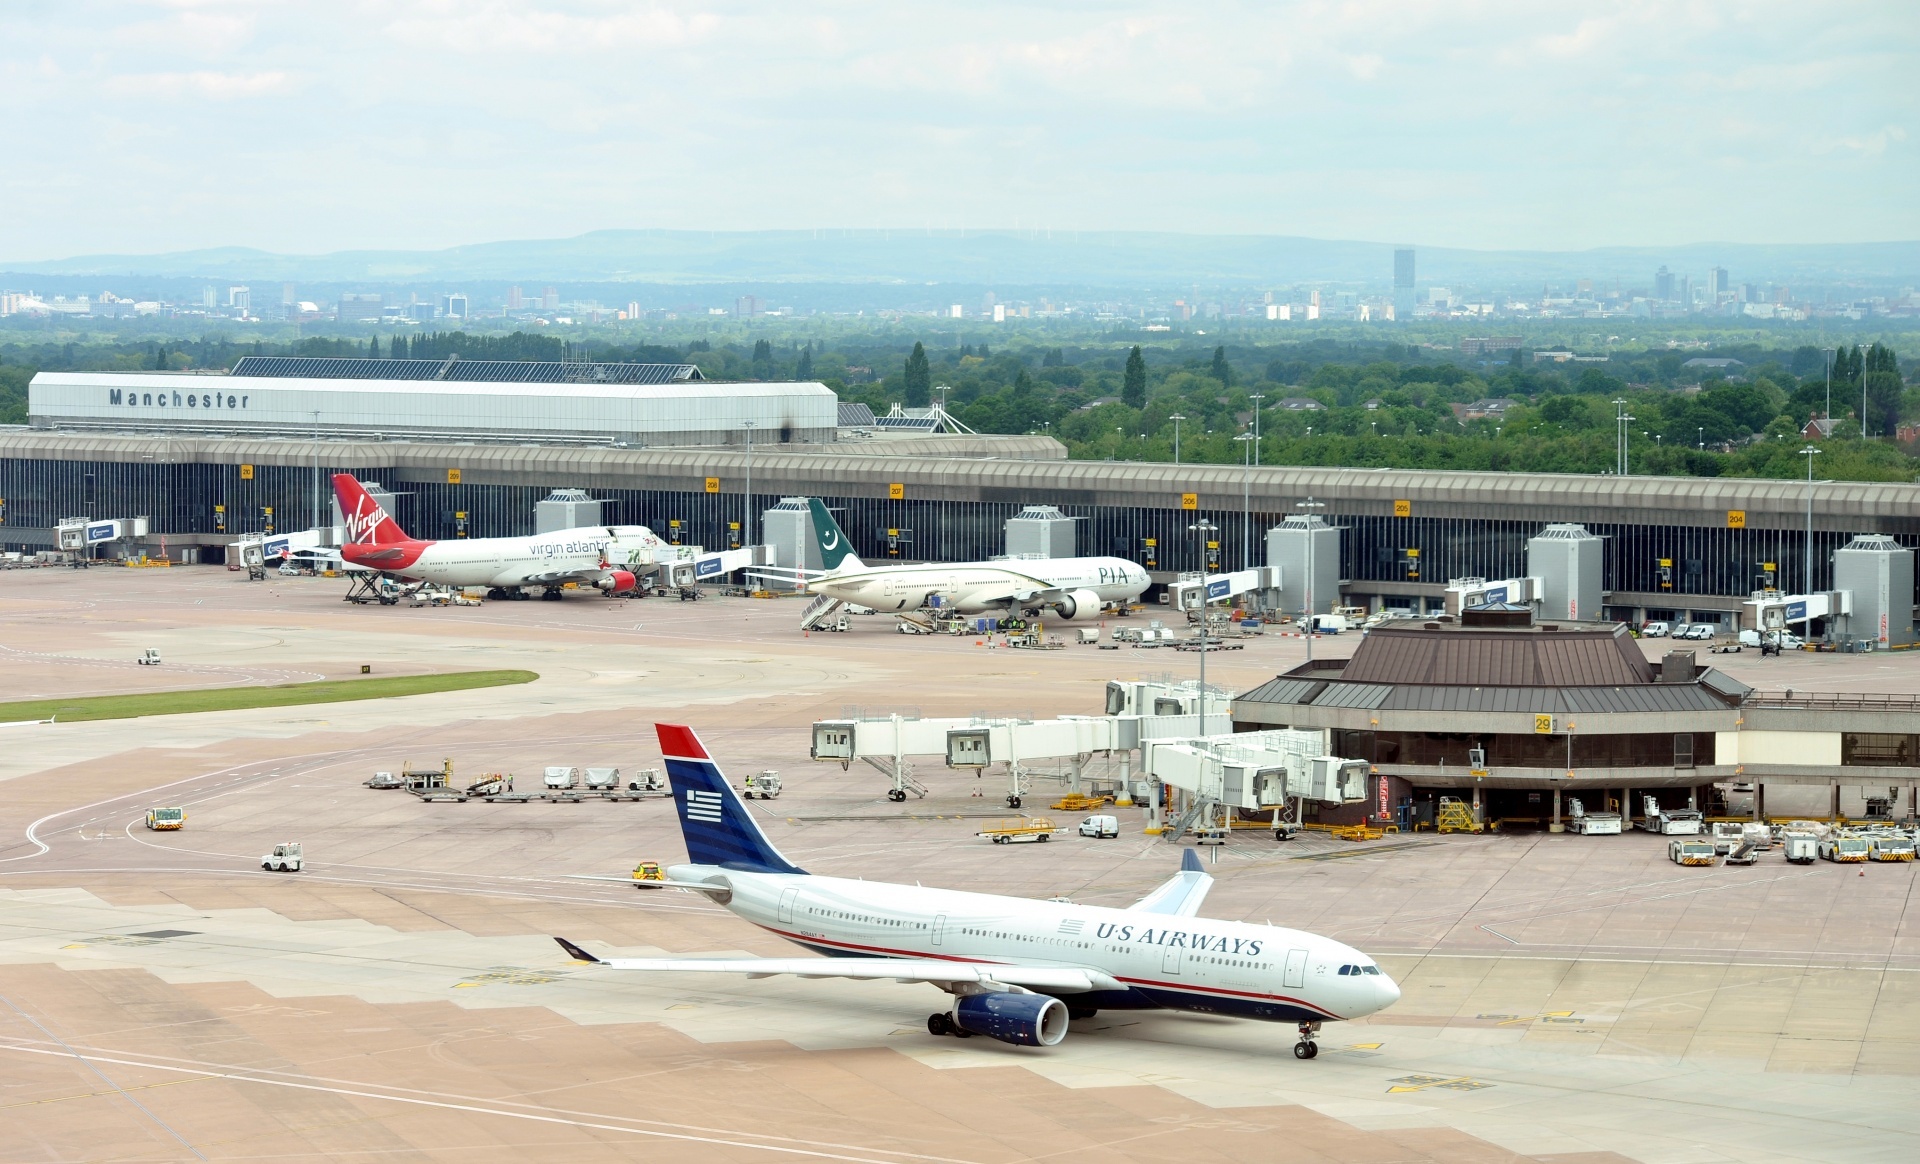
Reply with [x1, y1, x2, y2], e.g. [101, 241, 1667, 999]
[749, 921, 1339, 1018]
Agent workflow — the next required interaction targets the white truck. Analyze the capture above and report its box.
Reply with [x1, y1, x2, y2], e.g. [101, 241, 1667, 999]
[260, 842, 303, 872]
[1641, 796, 1703, 835]
[1709, 821, 1746, 854]
[543, 766, 580, 790]
[1780, 830, 1818, 864]
[138, 648, 162, 666]
[1566, 797, 1622, 835]
[1077, 814, 1119, 839]
[626, 768, 666, 793]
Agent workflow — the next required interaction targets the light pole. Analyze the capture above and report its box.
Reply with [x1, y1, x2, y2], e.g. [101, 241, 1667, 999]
[743, 419, 756, 546]
[1297, 497, 1326, 662]
[1189, 517, 1217, 730]
[1801, 446, 1819, 619]
[1248, 393, 1265, 467]
[1169, 414, 1185, 465]
[1235, 431, 1254, 570]
[311, 409, 321, 535]
[1698, 426, 1704, 450]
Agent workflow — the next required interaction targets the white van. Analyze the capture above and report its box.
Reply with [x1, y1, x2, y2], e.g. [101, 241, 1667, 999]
[1641, 621, 1671, 638]
[1077, 815, 1119, 839]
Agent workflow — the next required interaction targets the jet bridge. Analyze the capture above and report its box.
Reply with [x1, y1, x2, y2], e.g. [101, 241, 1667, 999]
[1141, 728, 1370, 841]
[809, 682, 1232, 808]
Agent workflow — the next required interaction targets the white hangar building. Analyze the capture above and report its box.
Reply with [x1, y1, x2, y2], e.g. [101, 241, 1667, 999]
[29, 356, 840, 447]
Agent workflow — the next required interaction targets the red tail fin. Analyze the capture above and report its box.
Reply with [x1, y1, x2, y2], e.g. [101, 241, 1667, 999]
[332, 474, 411, 545]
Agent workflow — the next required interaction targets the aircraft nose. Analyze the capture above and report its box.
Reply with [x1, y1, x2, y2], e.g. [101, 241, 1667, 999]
[1377, 973, 1402, 1008]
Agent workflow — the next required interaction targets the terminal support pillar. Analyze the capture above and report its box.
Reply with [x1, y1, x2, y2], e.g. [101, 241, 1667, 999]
[1471, 783, 1482, 826]
[1687, 786, 1697, 811]
[1832, 783, 1842, 821]
[1755, 783, 1766, 822]
[1550, 787, 1563, 834]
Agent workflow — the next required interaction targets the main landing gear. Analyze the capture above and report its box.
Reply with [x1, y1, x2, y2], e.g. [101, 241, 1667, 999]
[926, 1012, 972, 1038]
[1293, 1021, 1321, 1059]
[1005, 795, 1023, 809]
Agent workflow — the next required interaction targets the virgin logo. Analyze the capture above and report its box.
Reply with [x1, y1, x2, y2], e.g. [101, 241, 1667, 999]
[345, 502, 389, 544]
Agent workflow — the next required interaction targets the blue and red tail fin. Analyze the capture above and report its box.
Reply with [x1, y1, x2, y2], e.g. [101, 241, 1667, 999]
[656, 724, 806, 875]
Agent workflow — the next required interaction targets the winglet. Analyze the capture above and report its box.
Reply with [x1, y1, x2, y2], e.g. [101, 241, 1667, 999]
[553, 936, 604, 964]
[1180, 848, 1204, 873]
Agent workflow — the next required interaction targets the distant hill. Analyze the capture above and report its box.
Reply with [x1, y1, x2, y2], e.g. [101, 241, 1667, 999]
[7, 230, 1916, 289]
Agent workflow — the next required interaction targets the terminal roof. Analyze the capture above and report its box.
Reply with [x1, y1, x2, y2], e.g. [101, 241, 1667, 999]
[228, 356, 704, 384]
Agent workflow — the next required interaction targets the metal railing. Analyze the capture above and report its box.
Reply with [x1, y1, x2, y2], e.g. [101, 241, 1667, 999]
[1746, 691, 1920, 711]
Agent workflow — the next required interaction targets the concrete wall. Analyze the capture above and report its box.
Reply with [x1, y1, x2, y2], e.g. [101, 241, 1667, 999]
[1716, 730, 1841, 766]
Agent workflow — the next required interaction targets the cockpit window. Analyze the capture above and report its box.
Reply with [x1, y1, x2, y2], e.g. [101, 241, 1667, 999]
[1362, 965, 1381, 975]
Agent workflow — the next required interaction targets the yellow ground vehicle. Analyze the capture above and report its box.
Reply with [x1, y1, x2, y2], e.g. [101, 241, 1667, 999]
[1050, 793, 1112, 812]
[632, 861, 666, 883]
[145, 807, 185, 830]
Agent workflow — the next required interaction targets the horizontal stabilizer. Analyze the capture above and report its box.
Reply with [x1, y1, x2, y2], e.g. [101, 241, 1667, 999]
[551, 938, 1114, 992]
[1129, 848, 1214, 917]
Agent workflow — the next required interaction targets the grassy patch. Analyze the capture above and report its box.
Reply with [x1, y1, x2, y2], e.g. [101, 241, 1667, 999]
[0, 670, 539, 724]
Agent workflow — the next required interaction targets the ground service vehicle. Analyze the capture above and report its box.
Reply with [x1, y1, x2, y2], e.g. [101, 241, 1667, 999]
[584, 767, 620, 791]
[1078, 815, 1119, 838]
[365, 771, 405, 789]
[1709, 821, 1746, 854]
[261, 842, 303, 872]
[632, 861, 665, 883]
[138, 648, 162, 665]
[1566, 797, 1622, 835]
[145, 807, 184, 830]
[1781, 831, 1818, 864]
[1868, 833, 1916, 861]
[1819, 834, 1870, 863]
[557, 724, 1400, 1059]
[741, 771, 782, 799]
[1669, 839, 1718, 866]
[978, 817, 1066, 844]
[1642, 621, 1671, 637]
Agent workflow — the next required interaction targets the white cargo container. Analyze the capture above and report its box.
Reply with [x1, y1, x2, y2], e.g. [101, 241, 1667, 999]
[543, 766, 580, 790]
[583, 767, 620, 790]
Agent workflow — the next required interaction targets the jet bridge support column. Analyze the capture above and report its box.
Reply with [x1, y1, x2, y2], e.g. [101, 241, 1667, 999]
[1069, 755, 1083, 796]
[1550, 787, 1563, 833]
[1471, 784, 1482, 826]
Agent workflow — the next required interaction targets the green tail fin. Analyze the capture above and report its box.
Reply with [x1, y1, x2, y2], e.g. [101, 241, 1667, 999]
[807, 499, 862, 572]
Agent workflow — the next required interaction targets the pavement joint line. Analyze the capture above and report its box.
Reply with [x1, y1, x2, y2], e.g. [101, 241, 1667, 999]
[0, 1039, 989, 1164]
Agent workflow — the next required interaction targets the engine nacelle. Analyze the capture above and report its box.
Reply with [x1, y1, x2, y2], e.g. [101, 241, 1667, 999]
[952, 991, 1069, 1047]
[597, 569, 638, 595]
[1050, 589, 1105, 621]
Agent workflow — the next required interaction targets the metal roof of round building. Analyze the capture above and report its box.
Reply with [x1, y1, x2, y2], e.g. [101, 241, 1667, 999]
[1336, 619, 1653, 687]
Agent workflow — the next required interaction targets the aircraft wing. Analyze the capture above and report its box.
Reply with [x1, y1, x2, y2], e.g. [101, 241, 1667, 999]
[1128, 848, 1214, 917]
[554, 937, 1114, 992]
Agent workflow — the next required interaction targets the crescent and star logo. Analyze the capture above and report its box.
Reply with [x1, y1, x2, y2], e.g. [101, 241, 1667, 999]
[821, 529, 840, 551]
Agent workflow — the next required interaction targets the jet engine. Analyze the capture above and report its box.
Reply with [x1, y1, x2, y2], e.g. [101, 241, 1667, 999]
[596, 569, 638, 596]
[951, 992, 1069, 1047]
[1049, 589, 1105, 621]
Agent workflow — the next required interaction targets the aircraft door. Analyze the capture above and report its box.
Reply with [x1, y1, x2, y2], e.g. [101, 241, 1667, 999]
[1162, 948, 1182, 975]
[1283, 948, 1308, 988]
[777, 887, 798, 924]
[932, 914, 947, 946]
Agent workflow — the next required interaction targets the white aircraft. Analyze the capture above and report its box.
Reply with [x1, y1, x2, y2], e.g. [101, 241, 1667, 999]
[555, 724, 1400, 1056]
[769, 498, 1149, 620]
[332, 473, 664, 598]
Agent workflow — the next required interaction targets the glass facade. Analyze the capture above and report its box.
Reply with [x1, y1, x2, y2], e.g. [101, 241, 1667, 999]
[0, 454, 1906, 606]
[1334, 729, 1715, 770]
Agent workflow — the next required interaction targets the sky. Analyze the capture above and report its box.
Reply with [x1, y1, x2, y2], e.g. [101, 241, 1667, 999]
[0, 0, 1914, 262]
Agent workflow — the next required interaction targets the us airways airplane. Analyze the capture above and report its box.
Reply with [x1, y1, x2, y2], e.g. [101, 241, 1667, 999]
[332, 473, 665, 598]
[555, 724, 1399, 1056]
[769, 498, 1148, 620]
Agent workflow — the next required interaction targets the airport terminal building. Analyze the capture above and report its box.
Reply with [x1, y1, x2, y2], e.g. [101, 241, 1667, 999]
[10, 357, 1920, 636]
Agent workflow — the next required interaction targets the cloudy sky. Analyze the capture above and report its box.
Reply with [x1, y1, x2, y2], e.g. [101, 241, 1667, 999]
[1, 1, 1913, 261]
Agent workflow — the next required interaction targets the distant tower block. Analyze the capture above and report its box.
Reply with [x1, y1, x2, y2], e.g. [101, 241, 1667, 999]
[1528, 523, 1603, 622]
[1833, 534, 1914, 648]
[1005, 506, 1076, 558]
[1393, 248, 1416, 319]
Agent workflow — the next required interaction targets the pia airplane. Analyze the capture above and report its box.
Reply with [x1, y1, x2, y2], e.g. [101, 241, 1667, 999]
[331, 473, 665, 597]
[768, 498, 1149, 620]
[555, 724, 1399, 1056]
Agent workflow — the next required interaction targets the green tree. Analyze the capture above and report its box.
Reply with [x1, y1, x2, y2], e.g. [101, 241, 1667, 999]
[1122, 345, 1147, 409]
[1864, 341, 1903, 436]
[903, 341, 931, 407]
[1209, 345, 1231, 385]
[796, 342, 813, 380]
[751, 339, 775, 380]
[368, 335, 381, 358]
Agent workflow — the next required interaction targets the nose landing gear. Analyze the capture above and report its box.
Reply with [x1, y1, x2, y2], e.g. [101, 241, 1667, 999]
[1293, 1021, 1321, 1059]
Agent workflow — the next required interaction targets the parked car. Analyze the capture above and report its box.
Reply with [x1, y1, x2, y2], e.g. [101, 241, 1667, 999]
[1642, 621, 1671, 637]
[1678, 623, 1716, 641]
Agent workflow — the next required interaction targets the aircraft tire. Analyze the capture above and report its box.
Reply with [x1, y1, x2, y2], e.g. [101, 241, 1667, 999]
[927, 1013, 952, 1037]
[1294, 1042, 1317, 1059]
